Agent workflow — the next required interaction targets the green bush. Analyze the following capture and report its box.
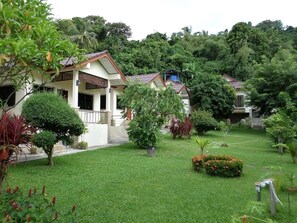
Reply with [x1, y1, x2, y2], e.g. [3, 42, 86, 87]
[264, 112, 295, 144]
[192, 155, 243, 177]
[22, 92, 85, 165]
[33, 131, 56, 152]
[120, 84, 184, 149]
[191, 110, 218, 135]
[22, 92, 84, 141]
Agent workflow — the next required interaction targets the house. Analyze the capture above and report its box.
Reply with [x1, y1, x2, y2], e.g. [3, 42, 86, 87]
[127, 72, 191, 116]
[163, 70, 191, 116]
[222, 74, 252, 123]
[2, 51, 128, 147]
[127, 73, 166, 89]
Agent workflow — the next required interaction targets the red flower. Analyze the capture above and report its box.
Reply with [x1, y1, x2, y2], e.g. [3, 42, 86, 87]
[27, 215, 31, 222]
[28, 188, 32, 197]
[72, 205, 76, 213]
[42, 185, 46, 195]
[52, 196, 56, 205]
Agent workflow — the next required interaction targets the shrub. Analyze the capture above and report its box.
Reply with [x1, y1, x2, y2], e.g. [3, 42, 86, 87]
[192, 155, 243, 177]
[192, 154, 207, 172]
[264, 112, 295, 144]
[76, 141, 88, 150]
[191, 110, 218, 135]
[0, 113, 35, 187]
[22, 92, 85, 142]
[0, 185, 78, 222]
[169, 117, 192, 139]
[0, 112, 34, 146]
[33, 131, 56, 166]
[22, 92, 85, 165]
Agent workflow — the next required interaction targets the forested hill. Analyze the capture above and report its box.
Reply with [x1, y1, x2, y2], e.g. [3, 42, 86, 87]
[56, 16, 297, 83]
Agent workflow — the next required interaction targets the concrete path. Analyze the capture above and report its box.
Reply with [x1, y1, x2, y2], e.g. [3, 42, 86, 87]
[17, 139, 129, 163]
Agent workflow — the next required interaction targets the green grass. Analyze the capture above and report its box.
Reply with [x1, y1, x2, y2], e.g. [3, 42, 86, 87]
[4, 127, 297, 222]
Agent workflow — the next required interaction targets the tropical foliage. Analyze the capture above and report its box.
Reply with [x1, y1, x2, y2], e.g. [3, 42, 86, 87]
[0, 0, 82, 113]
[120, 84, 184, 148]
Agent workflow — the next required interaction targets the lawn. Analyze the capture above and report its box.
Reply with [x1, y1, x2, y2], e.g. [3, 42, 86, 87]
[4, 127, 297, 223]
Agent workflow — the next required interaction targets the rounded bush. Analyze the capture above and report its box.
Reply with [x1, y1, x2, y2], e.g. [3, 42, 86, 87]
[33, 131, 56, 152]
[22, 92, 85, 138]
[191, 110, 218, 135]
[192, 155, 243, 177]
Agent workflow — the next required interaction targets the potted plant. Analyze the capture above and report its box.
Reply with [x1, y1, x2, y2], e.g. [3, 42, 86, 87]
[76, 141, 88, 150]
[0, 113, 34, 186]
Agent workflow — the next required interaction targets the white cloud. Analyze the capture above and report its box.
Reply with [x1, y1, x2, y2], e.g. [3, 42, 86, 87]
[46, 0, 297, 40]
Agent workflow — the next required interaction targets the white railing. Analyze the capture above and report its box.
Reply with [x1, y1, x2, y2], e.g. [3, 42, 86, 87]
[79, 110, 107, 124]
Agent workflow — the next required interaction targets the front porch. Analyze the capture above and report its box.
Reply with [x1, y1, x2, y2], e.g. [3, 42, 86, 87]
[53, 51, 128, 147]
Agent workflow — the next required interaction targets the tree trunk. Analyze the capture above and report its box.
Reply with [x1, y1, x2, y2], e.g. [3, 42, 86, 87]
[46, 148, 54, 166]
[278, 137, 284, 154]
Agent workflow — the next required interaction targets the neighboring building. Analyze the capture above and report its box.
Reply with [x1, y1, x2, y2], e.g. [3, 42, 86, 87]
[127, 72, 191, 116]
[2, 51, 127, 147]
[223, 74, 252, 123]
[127, 73, 166, 89]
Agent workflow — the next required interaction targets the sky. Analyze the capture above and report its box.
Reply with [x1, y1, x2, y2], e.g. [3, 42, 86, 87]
[46, 0, 297, 40]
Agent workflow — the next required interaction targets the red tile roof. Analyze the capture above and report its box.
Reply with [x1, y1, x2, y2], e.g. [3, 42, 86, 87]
[127, 73, 160, 84]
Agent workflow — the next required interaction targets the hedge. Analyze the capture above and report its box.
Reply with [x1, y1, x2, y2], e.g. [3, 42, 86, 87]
[192, 155, 243, 177]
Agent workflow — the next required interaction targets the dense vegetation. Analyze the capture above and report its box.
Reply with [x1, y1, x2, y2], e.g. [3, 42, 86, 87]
[56, 17, 297, 118]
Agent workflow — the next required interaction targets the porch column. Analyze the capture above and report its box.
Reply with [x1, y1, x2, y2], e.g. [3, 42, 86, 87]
[105, 80, 112, 143]
[105, 80, 111, 111]
[72, 70, 79, 108]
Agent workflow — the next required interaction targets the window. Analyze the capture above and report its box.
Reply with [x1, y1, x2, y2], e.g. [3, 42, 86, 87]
[234, 95, 244, 108]
[78, 93, 93, 110]
[116, 95, 123, 110]
[100, 95, 106, 110]
[58, 89, 68, 101]
[0, 85, 15, 106]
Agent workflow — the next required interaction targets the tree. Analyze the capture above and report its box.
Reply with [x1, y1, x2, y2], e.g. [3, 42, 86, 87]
[68, 17, 98, 52]
[246, 49, 297, 116]
[191, 110, 218, 135]
[0, 0, 82, 114]
[190, 73, 236, 120]
[22, 93, 85, 166]
[264, 111, 295, 154]
[120, 84, 184, 149]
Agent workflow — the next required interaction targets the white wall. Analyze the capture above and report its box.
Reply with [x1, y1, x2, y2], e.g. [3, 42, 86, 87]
[80, 123, 108, 147]
[80, 62, 110, 79]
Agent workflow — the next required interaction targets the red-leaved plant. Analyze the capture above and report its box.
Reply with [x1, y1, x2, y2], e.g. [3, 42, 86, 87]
[170, 117, 192, 139]
[0, 112, 34, 146]
[0, 112, 35, 186]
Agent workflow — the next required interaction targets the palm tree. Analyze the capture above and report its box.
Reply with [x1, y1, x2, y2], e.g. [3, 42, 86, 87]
[70, 17, 98, 52]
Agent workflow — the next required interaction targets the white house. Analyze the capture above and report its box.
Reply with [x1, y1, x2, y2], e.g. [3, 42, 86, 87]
[1, 51, 127, 147]
[222, 74, 253, 123]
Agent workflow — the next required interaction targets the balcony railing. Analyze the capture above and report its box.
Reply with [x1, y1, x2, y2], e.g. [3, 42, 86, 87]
[78, 109, 108, 124]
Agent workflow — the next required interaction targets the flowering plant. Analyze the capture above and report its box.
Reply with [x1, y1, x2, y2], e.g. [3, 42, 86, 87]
[192, 154, 243, 177]
[0, 185, 78, 222]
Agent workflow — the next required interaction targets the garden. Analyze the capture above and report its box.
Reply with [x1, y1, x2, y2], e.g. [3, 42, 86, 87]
[2, 126, 297, 223]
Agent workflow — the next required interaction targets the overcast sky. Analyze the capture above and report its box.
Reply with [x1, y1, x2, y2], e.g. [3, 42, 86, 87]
[46, 0, 297, 40]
